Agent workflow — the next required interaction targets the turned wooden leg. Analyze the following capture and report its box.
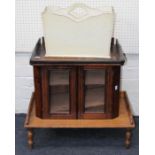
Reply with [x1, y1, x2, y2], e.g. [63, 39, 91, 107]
[27, 128, 33, 149]
[125, 128, 132, 149]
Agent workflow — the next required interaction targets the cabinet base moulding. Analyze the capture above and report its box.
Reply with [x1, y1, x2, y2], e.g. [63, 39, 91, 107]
[24, 91, 135, 149]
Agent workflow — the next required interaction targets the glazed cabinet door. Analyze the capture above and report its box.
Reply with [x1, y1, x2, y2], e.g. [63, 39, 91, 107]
[78, 66, 120, 119]
[41, 66, 77, 119]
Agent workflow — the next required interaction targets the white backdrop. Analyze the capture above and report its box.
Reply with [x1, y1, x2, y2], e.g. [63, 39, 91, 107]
[15, 0, 138, 54]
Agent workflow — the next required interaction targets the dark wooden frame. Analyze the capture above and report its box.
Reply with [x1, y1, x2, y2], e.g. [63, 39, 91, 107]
[31, 37, 125, 119]
[41, 66, 77, 119]
[78, 65, 120, 119]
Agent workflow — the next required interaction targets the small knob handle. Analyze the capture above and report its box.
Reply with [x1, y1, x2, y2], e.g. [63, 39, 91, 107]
[115, 85, 118, 91]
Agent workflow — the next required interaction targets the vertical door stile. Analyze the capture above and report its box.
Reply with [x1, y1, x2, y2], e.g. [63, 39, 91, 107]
[69, 67, 77, 118]
[78, 67, 84, 118]
[105, 67, 113, 115]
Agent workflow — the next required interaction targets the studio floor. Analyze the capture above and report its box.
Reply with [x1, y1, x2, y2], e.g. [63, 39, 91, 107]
[15, 114, 139, 155]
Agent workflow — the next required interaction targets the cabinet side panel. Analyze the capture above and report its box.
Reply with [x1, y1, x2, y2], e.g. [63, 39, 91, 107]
[33, 66, 42, 118]
[41, 67, 49, 118]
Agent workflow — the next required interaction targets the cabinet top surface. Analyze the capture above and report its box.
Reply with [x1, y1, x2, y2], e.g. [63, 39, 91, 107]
[30, 37, 126, 66]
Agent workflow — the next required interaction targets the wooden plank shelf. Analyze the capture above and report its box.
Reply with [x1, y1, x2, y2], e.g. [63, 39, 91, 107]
[24, 91, 135, 128]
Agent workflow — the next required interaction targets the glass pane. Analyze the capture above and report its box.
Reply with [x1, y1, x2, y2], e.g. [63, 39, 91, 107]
[84, 69, 105, 113]
[49, 70, 70, 114]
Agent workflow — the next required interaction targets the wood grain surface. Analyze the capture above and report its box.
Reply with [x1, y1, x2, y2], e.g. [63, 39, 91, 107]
[25, 91, 135, 128]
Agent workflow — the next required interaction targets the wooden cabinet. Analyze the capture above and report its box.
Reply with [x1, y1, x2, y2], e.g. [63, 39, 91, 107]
[25, 37, 136, 149]
[31, 37, 125, 120]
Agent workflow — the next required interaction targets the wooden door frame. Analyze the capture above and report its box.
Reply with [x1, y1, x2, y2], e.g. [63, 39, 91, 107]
[78, 65, 115, 119]
[41, 65, 77, 119]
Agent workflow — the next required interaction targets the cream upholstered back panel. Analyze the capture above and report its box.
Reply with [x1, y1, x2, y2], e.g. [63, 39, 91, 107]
[42, 4, 114, 57]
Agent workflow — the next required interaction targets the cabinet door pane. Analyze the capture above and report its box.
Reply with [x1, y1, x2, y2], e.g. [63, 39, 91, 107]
[84, 69, 105, 113]
[49, 70, 70, 114]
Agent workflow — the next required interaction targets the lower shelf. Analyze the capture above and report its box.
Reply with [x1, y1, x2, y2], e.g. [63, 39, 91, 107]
[24, 91, 135, 129]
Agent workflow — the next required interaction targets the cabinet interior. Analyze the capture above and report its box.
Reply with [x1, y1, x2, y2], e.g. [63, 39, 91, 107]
[48, 69, 106, 114]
